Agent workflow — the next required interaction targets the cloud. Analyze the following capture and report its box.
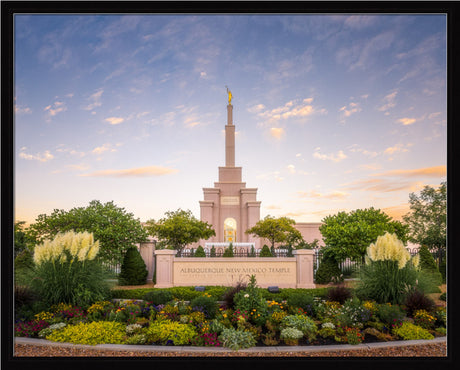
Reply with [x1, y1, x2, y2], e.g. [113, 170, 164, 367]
[342, 178, 425, 193]
[270, 127, 285, 140]
[348, 144, 378, 158]
[298, 190, 350, 200]
[19, 150, 54, 162]
[15, 105, 32, 114]
[105, 117, 124, 125]
[80, 165, 178, 178]
[339, 101, 362, 120]
[84, 89, 103, 111]
[383, 144, 410, 156]
[371, 165, 446, 178]
[287, 164, 296, 174]
[256, 98, 326, 126]
[248, 104, 266, 114]
[92, 143, 116, 155]
[313, 148, 347, 162]
[397, 117, 416, 126]
[44, 101, 67, 117]
[382, 204, 411, 221]
[256, 171, 284, 182]
[378, 91, 398, 112]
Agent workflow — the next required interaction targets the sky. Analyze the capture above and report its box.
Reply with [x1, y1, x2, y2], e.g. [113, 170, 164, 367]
[14, 14, 447, 226]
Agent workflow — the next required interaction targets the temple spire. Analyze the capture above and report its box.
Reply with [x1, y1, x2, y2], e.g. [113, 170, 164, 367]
[225, 90, 235, 167]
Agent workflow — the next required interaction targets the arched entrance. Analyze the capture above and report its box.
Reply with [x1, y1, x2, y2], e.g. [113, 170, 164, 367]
[224, 217, 237, 243]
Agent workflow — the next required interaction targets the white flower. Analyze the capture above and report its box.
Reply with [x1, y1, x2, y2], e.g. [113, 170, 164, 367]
[244, 294, 249, 298]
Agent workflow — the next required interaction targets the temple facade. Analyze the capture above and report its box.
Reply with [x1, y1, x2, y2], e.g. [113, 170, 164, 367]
[199, 98, 262, 250]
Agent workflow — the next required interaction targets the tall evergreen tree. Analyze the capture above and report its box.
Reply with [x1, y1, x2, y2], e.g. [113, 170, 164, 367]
[118, 247, 148, 286]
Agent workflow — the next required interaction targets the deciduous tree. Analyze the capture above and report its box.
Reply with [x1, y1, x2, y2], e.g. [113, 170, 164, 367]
[245, 215, 303, 249]
[145, 209, 215, 256]
[402, 182, 446, 259]
[26, 200, 149, 266]
[319, 208, 408, 262]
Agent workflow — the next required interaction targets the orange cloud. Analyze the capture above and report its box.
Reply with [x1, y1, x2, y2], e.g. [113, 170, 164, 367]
[372, 165, 446, 178]
[298, 190, 350, 199]
[270, 127, 285, 139]
[382, 204, 411, 221]
[80, 165, 178, 177]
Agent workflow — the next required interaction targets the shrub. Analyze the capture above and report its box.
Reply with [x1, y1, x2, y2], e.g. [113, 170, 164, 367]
[38, 322, 67, 338]
[222, 282, 247, 309]
[30, 231, 111, 308]
[376, 303, 405, 328]
[15, 285, 40, 318]
[146, 320, 197, 345]
[402, 289, 435, 316]
[286, 293, 316, 316]
[280, 327, 303, 341]
[318, 322, 336, 339]
[218, 328, 257, 350]
[281, 314, 317, 341]
[15, 320, 49, 338]
[345, 327, 364, 345]
[143, 290, 173, 305]
[315, 250, 342, 284]
[439, 292, 446, 301]
[118, 247, 148, 286]
[223, 244, 234, 257]
[46, 321, 126, 345]
[259, 245, 273, 257]
[326, 285, 353, 304]
[355, 233, 420, 304]
[248, 246, 256, 257]
[418, 245, 438, 272]
[413, 309, 436, 330]
[336, 298, 372, 328]
[194, 246, 206, 257]
[233, 276, 269, 325]
[210, 246, 216, 257]
[190, 295, 219, 319]
[392, 322, 434, 340]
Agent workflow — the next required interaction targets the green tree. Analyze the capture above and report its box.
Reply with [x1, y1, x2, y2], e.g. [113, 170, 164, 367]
[402, 182, 446, 261]
[145, 209, 215, 256]
[223, 243, 234, 257]
[118, 246, 148, 286]
[14, 221, 35, 257]
[194, 245, 207, 257]
[26, 200, 149, 266]
[319, 208, 408, 262]
[245, 215, 303, 250]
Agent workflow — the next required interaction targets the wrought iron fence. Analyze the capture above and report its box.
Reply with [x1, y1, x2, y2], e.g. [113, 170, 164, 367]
[179, 249, 290, 258]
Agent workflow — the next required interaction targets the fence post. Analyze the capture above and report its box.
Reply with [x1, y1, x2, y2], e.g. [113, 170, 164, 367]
[293, 249, 316, 289]
[154, 249, 176, 288]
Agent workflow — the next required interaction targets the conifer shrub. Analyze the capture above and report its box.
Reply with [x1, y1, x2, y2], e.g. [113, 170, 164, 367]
[223, 243, 234, 257]
[259, 245, 273, 257]
[194, 245, 206, 257]
[248, 246, 256, 257]
[270, 245, 276, 257]
[210, 246, 216, 257]
[418, 245, 438, 272]
[315, 250, 342, 284]
[118, 246, 148, 286]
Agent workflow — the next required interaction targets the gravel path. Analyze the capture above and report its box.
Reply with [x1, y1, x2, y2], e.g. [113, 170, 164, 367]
[14, 341, 447, 357]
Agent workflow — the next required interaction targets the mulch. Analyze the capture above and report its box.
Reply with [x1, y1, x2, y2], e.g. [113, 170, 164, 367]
[13, 342, 447, 357]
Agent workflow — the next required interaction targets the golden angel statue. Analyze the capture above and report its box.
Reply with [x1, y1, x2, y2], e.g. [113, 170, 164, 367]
[226, 86, 232, 105]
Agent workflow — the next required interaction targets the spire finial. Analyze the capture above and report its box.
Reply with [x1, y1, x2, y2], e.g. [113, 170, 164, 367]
[226, 86, 232, 105]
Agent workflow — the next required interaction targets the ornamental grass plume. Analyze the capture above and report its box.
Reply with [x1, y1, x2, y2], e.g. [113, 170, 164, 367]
[31, 231, 110, 308]
[34, 231, 99, 265]
[366, 232, 412, 269]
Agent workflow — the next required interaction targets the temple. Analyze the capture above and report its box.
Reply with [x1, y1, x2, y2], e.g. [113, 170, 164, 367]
[199, 95, 262, 251]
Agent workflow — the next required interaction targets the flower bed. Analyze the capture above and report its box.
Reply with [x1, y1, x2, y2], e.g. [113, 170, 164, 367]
[15, 282, 446, 351]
